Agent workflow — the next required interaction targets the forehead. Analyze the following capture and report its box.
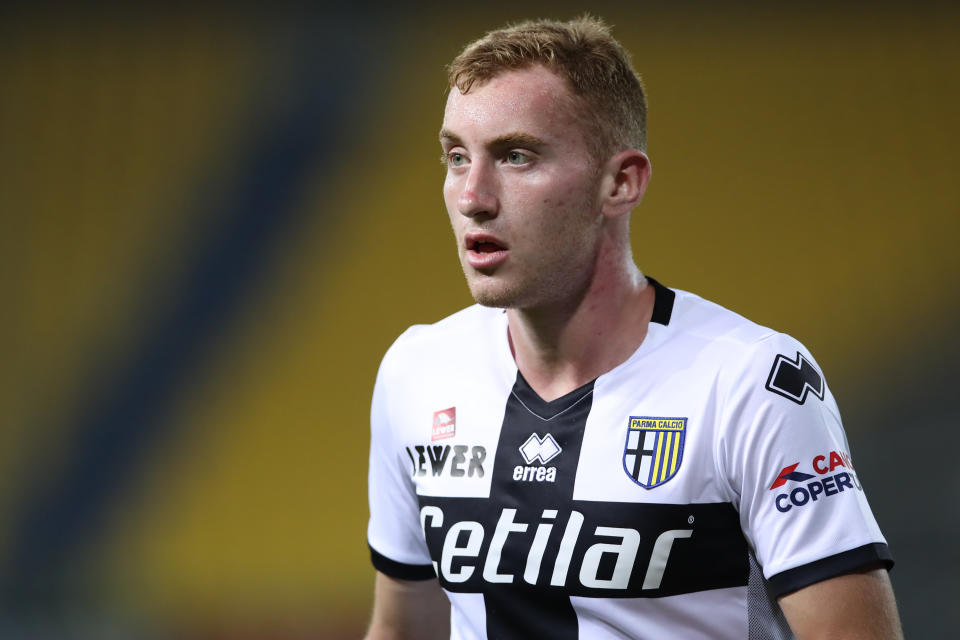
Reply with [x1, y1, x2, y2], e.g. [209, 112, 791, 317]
[442, 66, 583, 144]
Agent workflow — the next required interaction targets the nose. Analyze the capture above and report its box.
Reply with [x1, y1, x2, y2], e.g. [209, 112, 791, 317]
[457, 161, 499, 219]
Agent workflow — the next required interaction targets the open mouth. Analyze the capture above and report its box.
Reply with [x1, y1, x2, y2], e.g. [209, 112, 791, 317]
[470, 239, 506, 253]
[465, 234, 509, 269]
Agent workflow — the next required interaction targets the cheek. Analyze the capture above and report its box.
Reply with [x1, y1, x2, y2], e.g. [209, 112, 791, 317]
[532, 180, 588, 214]
[443, 176, 460, 211]
[531, 164, 593, 204]
[444, 185, 463, 235]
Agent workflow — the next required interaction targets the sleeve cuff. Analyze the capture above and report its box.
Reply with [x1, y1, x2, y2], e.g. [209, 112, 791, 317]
[767, 542, 894, 597]
[370, 544, 437, 581]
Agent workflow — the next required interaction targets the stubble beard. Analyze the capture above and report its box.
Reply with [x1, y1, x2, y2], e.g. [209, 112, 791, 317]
[460, 242, 599, 312]
[464, 272, 530, 309]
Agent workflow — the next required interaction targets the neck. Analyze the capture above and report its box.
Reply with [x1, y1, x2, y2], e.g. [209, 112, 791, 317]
[506, 242, 655, 401]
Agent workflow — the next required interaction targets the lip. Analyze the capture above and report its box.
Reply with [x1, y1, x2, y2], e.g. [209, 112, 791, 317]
[464, 231, 509, 270]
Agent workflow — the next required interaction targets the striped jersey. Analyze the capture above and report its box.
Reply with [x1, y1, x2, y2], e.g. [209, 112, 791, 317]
[367, 278, 892, 639]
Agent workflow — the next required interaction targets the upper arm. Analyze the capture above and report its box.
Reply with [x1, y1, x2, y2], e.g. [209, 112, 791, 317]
[718, 335, 898, 634]
[367, 339, 450, 639]
[779, 567, 903, 639]
[365, 572, 450, 640]
[368, 339, 435, 572]
[719, 335, 892, 583]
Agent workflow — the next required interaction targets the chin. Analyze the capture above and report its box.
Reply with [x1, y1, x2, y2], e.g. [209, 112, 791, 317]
[470, 289, 516, 309]
[466, 279, 523, 309]
[467, 271, 588, 312]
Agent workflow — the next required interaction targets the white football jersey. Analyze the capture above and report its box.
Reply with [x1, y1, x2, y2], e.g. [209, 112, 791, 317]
[367, 279, 892, 639]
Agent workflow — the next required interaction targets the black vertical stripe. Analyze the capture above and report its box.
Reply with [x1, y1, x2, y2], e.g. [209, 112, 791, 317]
[646, 276, 675, 326]
[482, 374, 595, 640]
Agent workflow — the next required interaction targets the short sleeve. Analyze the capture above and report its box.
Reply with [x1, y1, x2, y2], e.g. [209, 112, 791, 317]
[367, 337, 437, 580]
[717, 333, 892, 597]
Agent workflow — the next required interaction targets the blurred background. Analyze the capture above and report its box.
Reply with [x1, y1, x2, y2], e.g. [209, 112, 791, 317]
[1, 1, 957, 638]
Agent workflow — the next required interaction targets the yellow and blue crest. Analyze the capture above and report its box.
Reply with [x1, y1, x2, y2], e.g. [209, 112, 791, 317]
[623, 416, 687, 489]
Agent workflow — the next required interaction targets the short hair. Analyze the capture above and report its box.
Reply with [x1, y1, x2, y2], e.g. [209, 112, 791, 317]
[447, 15, 647, 159]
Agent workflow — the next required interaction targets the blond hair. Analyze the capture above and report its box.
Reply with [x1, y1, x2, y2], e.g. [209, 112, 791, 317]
[447, 15, 647, 159]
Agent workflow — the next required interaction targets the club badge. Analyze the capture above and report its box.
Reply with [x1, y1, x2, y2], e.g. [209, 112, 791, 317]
[623, 416, 687, 489]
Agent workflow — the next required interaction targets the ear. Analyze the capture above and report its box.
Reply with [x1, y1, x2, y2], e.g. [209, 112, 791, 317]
[600, 150, 651, 219]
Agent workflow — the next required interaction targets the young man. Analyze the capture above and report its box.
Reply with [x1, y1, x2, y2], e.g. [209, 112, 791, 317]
[366, 16, 902, 639]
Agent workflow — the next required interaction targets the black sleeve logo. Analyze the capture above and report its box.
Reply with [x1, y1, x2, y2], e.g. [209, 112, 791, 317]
[765, 351, 824, 405]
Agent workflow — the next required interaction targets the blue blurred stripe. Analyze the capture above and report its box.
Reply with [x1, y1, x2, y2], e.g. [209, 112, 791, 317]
[2, 19, 382, 600]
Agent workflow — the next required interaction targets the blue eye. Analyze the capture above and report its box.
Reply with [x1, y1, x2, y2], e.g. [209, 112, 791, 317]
[506, 151, 529, 165]
[448, 152, 466, 166]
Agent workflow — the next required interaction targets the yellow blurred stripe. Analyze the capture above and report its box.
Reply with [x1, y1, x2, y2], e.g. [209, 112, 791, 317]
[0, 13, 265, 558]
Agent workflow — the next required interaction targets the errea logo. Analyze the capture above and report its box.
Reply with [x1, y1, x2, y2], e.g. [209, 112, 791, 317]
[520, 433, 561, 464]
[765, 352, 824, 405]
[514, 433, 560, 483]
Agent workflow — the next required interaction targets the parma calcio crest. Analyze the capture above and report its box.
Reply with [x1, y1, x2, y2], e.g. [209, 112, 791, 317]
[623, 416, 687, 489]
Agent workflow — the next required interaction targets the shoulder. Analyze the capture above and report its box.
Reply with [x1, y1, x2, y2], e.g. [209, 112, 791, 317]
[378, 304, 505, 376]
[371, 304, 513, 444]
[668, 286, 777, 347]
[662, 285, 827, 402]
[385, 303, 502, 356]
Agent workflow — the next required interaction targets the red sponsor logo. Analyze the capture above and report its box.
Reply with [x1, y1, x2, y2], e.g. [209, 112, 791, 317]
[769, 450, 854, 490]
[432, 407, 456, 441]
[812, 450, 853, 475]
[769, 462, 813, 490]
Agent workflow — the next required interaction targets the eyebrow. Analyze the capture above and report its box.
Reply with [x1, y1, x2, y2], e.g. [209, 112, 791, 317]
[439, 129, 462, 146]
[439, 129, 547, 151]
[489, 132, 547, 150]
